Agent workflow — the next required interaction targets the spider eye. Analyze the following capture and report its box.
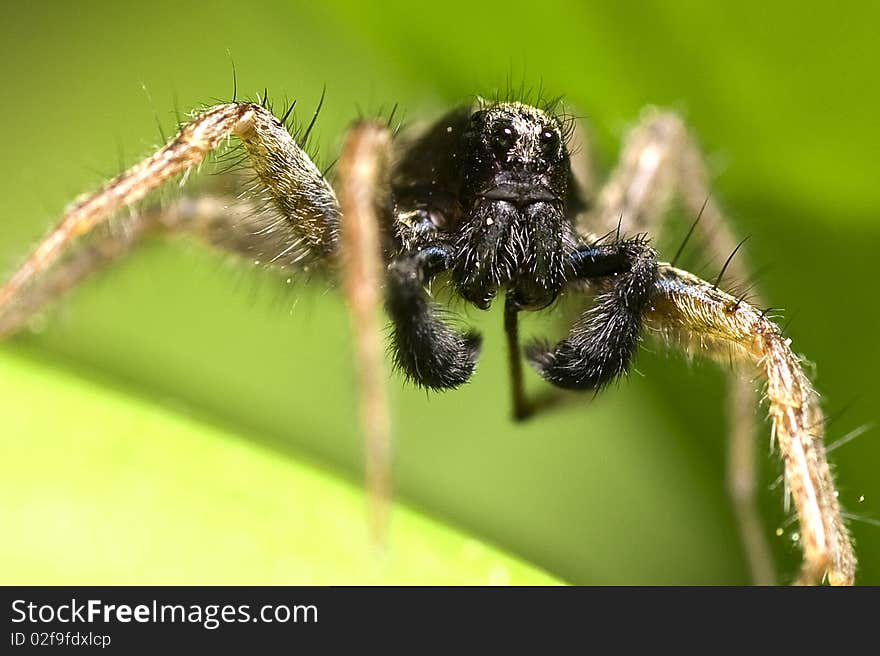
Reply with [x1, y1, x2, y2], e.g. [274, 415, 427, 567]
[492, 120, 518, 153]
[539, 127, 560, 153]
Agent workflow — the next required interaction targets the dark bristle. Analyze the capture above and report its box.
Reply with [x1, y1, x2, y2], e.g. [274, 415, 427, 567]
[321, 157, 339, 177]
[279, 99, 296, 128]
[300, 86, 326, 147]
[780, 309, 799, 337]
[227, 50, 237, 102]
[713, 236, 750, 289]
[386, 102, 399, 129]
[672, 195, 709, 267]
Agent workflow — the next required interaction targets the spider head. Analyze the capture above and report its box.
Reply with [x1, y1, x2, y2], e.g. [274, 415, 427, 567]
[453, 102, 572, 310]
[463, 102, 570, 203]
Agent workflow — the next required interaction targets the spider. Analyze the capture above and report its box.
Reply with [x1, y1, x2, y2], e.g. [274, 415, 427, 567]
[0, 91, 855, 586]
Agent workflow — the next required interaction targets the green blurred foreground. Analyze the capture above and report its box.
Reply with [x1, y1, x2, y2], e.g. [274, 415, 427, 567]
[0, 348, 557, 584]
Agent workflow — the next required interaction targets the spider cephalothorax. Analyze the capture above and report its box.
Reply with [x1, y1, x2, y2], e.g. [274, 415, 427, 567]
[386, 101, 657, 396]
[0, 91, 855, 585]
[455, 103, 574, 311]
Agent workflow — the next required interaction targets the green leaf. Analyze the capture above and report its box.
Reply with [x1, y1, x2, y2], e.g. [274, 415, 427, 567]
[0, 348, 558, 585]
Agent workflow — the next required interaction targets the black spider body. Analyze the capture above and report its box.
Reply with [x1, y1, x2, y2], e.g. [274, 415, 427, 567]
[390, 103, 577, 309]
[382, 101, 658, 398]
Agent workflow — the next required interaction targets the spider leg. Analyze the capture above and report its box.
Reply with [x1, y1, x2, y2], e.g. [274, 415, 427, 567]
[589, 108, 756, 279]
[526, 239, 658, 391]
[386, 244, 482, 391]
[336, 123, 481, 543]
[0, 103, 421, 542]
[504, 296, 532, 420]
[581, 108, 776, 585]
[0, 194, 315, 337]
[336, 122, 396, 545]
[647, 265, 855, 585]
[0, 102, 339, 321]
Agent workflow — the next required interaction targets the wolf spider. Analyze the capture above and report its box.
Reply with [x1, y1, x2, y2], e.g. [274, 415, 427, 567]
[0, 92, 855, 585]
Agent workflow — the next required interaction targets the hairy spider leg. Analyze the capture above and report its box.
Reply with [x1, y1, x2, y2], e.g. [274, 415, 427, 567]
[336, 122, 396, 545]
[0, 103, 338, 315]
[573, 108, 852, 585]
[386, 244, 482, 391]
[583, 108, 774, 584]
[0, 194, 318, 337]
[524, 239, 659, 392]
[627, 115, 774, 585]
[0, 102, 400, 544]
[647, 266, 854, 585]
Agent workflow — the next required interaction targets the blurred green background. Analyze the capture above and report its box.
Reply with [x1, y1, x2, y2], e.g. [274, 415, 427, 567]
[1, 0, 877, 584]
